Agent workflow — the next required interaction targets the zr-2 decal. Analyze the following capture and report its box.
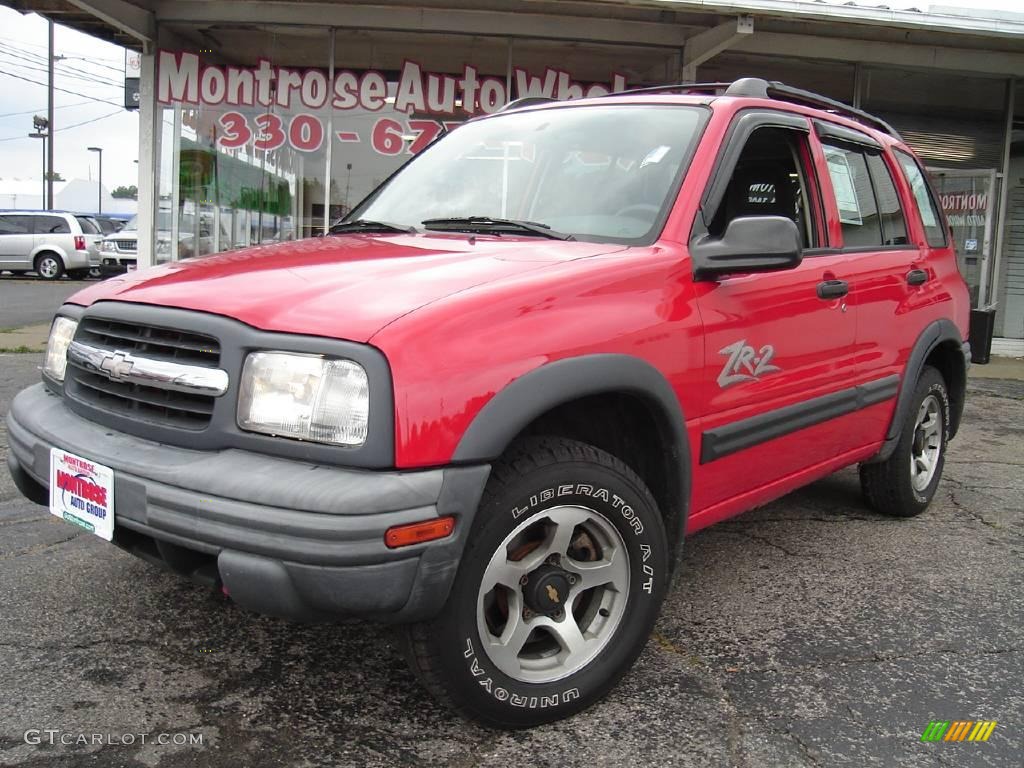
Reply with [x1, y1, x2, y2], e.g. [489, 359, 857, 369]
[717, 339, 781, 388]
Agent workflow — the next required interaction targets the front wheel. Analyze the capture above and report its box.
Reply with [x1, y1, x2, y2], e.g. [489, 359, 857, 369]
[404, 437, 669, 728]
[860, 365, 950, 517]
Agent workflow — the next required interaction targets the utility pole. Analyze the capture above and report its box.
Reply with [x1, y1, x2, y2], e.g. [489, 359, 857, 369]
[47, 19, 54, 209]
[88, 146, 103, 213]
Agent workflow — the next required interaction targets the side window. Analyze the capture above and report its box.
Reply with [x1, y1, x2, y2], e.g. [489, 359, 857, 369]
[0, 215, 34, 235]
[864, 153, 908, 246]
[708, 126, 819, 248]
[0, 215, 21, 235]
[822, 143, 884, 248]
[894, 149, 948, 248]
[37, 215, 71, 234]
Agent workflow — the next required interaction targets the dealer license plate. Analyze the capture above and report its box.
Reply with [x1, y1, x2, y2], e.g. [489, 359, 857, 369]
[49, 448, 114, 541]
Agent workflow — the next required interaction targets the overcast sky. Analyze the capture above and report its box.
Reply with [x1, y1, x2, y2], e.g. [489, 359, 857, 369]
[0, 7, 138, 190]
[0, 1, 1020, 192]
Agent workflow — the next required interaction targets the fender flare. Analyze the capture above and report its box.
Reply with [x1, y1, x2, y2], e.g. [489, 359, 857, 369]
[871, 318, 968, 463]
[452, 354, 692, 561]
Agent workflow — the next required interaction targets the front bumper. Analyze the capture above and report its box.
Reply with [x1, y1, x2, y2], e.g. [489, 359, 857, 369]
[7, 384, 490, 623]
[99, 257, 134, 276]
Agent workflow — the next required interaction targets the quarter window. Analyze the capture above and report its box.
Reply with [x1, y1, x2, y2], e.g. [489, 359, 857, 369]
[894, 149, 948, 248]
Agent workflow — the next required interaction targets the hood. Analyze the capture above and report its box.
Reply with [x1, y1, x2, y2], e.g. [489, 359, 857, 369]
[69, 233, 621, 342]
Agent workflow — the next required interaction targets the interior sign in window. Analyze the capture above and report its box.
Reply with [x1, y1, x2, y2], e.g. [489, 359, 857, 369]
[824, 146, 863, 225]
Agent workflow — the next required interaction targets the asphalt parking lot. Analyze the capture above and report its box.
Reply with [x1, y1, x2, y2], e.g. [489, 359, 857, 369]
[0, 291, 1021, 767]
[0, 276, 84, 330]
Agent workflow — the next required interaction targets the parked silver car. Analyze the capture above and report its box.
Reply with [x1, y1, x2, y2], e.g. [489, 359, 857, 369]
[0, 210, 102, 280]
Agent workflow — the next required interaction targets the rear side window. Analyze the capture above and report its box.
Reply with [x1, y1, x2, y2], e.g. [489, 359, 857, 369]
[0, 215, 32, 235]
[75, 216, 100, 234]
[822, 142, 907, 248]
[36, 215, 70, 234]
[894, 149, 947, 248]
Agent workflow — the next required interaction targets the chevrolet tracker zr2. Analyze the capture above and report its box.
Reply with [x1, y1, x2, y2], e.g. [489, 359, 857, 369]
[7, 78, 970, 728]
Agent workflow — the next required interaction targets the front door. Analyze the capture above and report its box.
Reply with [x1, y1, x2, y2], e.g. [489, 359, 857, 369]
[689, 115, 859, 520]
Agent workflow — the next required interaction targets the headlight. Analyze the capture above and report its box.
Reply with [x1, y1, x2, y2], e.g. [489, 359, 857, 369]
[43, 316, 78, 382]
[101, 241, 115, 252]
[237, 352, 369, 446]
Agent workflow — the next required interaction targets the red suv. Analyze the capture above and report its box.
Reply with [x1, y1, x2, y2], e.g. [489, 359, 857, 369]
[7, 78, 969, 728]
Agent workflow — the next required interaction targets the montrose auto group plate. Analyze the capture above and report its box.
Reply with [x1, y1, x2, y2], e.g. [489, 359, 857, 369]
[49, 448, 114, 541]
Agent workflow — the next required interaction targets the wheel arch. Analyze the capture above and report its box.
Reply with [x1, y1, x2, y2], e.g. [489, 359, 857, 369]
[870, 318, 968, 463]
[452, 354, 691, 566]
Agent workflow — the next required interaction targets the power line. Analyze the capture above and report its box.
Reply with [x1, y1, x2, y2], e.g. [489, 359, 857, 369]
[0, 35, 124, 64]
[0, 68, 122, 107]
[0, 45, 122, 88]
[0, 108, 125, 142]
[0, 100, 97, 119]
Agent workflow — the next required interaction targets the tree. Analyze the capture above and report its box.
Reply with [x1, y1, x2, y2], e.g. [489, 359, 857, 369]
[111, 185, 138, 200]
[44, 171, 64, 181]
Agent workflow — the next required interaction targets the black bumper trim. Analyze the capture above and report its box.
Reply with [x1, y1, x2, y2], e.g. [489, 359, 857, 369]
[7, 383, 490, 622]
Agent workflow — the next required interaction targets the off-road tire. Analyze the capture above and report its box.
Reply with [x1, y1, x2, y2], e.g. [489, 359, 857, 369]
[860, 366, 950, 517]
[403, 436, 669, 728]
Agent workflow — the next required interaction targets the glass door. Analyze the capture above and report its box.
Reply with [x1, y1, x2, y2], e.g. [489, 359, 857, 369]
[928, 168, 999, 308]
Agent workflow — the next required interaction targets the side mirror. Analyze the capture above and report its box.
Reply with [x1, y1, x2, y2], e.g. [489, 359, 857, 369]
[690, 215, 802, 281]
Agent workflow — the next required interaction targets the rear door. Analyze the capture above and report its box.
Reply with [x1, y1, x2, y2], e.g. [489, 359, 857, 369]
[690, 111, 861, 519]
[813, 123, 928, 442]
[0, 214, 37, 268]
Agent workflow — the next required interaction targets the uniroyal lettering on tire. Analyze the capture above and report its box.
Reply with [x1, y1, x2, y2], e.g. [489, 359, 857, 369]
[403, 436, 671, 728]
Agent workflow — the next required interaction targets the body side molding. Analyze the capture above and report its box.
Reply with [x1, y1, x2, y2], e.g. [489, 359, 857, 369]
[701, 375, 900, 463]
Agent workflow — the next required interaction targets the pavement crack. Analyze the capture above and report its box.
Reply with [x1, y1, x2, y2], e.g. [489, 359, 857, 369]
[720, 528, 801, 556]
[0, 532, 81, 560]
[787, 730, 822, 767]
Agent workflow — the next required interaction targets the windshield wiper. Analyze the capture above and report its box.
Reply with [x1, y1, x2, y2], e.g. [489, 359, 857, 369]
[421, 217, 574, 241]
[329, 219, 415, 235]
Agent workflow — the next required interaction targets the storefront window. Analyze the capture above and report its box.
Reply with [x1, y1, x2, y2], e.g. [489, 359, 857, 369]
[157, 27, 332, 259]
[155, 25, 671, 260]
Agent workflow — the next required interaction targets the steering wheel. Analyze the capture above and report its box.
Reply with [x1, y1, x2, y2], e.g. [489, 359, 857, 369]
[614, 203, 660, 219]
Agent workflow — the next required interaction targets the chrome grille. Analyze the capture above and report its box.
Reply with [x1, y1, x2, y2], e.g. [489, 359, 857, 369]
[114, 239, 137, 251]
[66, 318, 222, 430]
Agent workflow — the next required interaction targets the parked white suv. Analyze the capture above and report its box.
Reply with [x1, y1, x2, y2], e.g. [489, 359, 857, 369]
[0, 210, 102, 280]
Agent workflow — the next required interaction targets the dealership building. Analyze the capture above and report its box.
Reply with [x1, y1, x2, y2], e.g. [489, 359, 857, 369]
[5, 0, 1024, 350]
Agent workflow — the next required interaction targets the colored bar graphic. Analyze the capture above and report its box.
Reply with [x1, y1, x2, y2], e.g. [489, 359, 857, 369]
[921, 720, 997, 743]
[921, 721, 950, 742]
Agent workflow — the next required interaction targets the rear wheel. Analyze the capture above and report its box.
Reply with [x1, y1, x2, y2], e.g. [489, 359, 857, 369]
[860, 366, 949, 517]
[33, 252, 64, 281]
[404, 436, 669, 728]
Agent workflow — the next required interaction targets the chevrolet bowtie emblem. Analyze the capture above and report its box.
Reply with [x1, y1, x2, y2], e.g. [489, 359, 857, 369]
[98, 351, 135, 381]
[546, 584, 560, 604]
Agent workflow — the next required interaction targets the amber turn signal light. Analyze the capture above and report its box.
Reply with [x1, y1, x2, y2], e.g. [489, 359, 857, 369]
[384, 516, 456, 548]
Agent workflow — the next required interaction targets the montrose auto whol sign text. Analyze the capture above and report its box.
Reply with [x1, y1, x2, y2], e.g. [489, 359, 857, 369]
[157, 50, 627, 156]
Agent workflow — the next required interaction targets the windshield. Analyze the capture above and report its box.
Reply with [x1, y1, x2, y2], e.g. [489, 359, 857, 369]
[121, 212, 196, 233]
[352, 105, 708, 244]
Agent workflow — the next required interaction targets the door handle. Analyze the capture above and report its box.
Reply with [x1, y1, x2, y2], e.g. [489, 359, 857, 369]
[816, 279, 849, 300]
[907, 269, 928, 286]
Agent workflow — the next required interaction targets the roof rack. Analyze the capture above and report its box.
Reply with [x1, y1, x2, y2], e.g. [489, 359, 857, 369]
[746, 79, 901, 140]
[599, 77, 901, 140]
